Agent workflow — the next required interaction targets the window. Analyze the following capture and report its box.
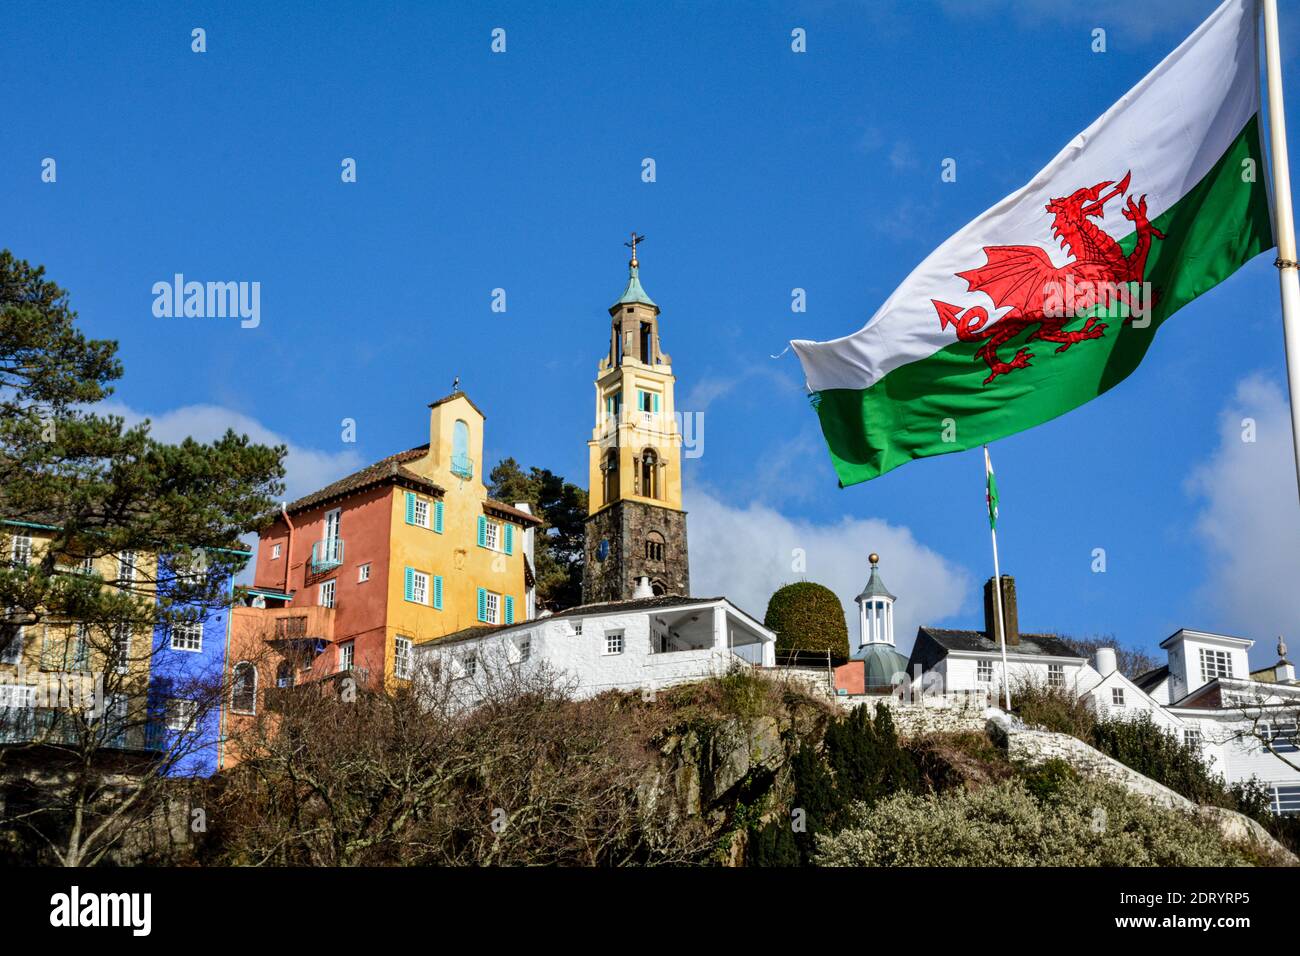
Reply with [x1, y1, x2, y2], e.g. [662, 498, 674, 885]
[166, 698, 197, 732]
[463, 652, 478, 677]
[413, 496, 430, 528]
[338, 640, 355, 672]
[483, 591, 500, 625]
[1184, 728, 1203, 750]
[407, 570, 429, 605]
[1273, 784, 1300, 815]
[394, 637, 413, 680]
[113, 626, 131, 674]
[604, 391, 622, 422]
[1264, 721, 1299, 754]
[605, 630, 624, 655]
[1111, 687, 1125, 707]
[517, 636, 531, 664]
[271, 543, 282, 560]
[276, 661, 294, 689]
[358, 562, 371, 583]
[78, 556, 96, 576]
[1047, 663, 1064, 688]
[231, 662, 257, 714]
[118, 550, 137, 585]
[172, 621, 203, 652]
[10, 534, 32, 566]
[0, 617, 23, 665]
[977, 659, 994, 684]
[572, 621, 583, 636]
[451, 420, 473, 478]
[637, 389, 659, 413]
[320, 579, 336, 609]
[1199, 648, 1233, 680]
[483, 520, 500, 551]
[645, 532, 665, 562]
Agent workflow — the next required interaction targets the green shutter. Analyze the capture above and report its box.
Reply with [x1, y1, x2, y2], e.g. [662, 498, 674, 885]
[653, 392, 660, 412]
[477, 587, 487, 623]
[504, 595, 515, 625]
[433, 575, 443, 610]
[504, 523, 514, 556]
[434, 500, 444, 533]
[404, 492, 415, 524]
[73, 627, 89, 670]
[477, 515, 487, 548]
[404, 567, 414, 602]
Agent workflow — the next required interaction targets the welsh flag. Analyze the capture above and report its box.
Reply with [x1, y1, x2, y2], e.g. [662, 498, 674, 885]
[793, 0, 1273, 486]
[985, 446, 999, 530]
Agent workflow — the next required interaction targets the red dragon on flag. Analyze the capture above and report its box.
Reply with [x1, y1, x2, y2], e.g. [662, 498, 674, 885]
[932, 172, 1166, 383]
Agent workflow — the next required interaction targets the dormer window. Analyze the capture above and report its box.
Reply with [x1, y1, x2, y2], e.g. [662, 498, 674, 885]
[1200, 648, 1233, 680]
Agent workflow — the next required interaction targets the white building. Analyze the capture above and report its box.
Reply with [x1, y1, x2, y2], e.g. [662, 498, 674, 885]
[902, 574, 1300, 815]
[414, 588, 776, 704]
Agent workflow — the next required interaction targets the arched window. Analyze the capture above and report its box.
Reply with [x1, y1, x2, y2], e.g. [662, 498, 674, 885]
[232, 662, 257, 714]
[640, 449, 658, 499]
[451, 420, 472, 478]
[603, 450, 620, 504]
[651, 579, 666, 597]
[645, 532, 665, 563]
[276, 661, 294, 689]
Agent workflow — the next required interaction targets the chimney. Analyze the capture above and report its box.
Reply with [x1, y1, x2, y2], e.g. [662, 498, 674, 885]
[632, 576, 655, 599]
[1095, 647, 1118, 677]
[983, 575, 1019, 646]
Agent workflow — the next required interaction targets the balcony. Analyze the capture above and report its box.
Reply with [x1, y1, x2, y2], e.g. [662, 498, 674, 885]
[231, 604, 335, 646]
[310, 537, 344, 574]
[450, 453, 474, 480]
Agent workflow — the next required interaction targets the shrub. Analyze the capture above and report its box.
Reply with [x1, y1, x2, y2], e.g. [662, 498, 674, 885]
[815, 776, 1255, 867]
[1010, 680, 1097, 739]
[1019, 758, 1079, 802]
[824, 703, 920, 807]
[763, 582, 850, 658]
[1090, 714, 1228, 807]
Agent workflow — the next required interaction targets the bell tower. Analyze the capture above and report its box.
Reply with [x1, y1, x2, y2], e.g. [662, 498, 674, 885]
[582, 236, 690, 603]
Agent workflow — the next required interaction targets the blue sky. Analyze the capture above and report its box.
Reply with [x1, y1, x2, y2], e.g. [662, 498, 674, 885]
[5, 0, 1299, 667]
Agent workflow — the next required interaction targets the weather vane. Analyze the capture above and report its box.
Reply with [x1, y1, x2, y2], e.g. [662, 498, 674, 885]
[624, 232, 646, 268]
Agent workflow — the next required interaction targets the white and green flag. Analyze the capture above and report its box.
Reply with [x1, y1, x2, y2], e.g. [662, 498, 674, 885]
[984, 446, 999, 530]
[793, 0, 1273, 486]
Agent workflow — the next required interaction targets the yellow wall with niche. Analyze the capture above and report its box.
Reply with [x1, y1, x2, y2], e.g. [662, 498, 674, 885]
[382, 394, 528, 682]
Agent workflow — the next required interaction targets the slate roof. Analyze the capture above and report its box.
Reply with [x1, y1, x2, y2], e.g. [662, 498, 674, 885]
[907, 626, 1086, 673]
[1133, 664, 1170, 694]
[284, 445, 441, 515]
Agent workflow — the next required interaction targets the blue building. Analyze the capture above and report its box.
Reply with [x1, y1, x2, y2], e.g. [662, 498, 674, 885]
[147, 550, 246, 777]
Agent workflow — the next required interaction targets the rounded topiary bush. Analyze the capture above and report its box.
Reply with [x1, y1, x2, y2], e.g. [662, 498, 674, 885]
[763, 582, 850, 658]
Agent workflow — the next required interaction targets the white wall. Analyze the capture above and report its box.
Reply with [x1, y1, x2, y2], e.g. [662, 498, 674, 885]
[416, 601, 773, 701]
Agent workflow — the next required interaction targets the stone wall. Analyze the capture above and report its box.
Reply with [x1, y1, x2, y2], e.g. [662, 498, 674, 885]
[583, 500, 689, 603]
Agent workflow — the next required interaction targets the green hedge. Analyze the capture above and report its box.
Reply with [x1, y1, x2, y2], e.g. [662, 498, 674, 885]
[763, 581, 850, 658]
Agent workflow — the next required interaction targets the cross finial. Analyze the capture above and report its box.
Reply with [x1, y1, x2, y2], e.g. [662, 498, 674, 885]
[624, 232, 646, 268]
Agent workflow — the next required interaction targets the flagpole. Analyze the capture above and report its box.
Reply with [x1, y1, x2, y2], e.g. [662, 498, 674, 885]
[984, 445, 1012, 711]
[1263, 0, 1300, 505]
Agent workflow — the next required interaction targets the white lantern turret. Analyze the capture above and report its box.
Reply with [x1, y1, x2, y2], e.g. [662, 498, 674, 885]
[855, 552, 897, 651]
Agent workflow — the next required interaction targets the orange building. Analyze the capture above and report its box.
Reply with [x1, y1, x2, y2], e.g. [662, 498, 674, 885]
[219, 393, 540, 767]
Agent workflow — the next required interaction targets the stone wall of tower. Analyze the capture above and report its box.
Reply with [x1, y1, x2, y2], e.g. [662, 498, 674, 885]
[582, 500, 689, 604]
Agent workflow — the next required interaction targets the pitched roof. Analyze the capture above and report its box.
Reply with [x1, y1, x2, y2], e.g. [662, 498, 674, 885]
[428, 391, 487, 419]
[912, 627, 1086, 660]
[284, 445, 442, 515]
[1133, 664, 1170, 693]
[484, 499, 543, 526]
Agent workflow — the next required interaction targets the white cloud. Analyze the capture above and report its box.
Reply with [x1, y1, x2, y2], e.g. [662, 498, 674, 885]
[99, 401, 364, 504]
[685, 487, 970, 655]
[1186, 375, 1300, 653]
